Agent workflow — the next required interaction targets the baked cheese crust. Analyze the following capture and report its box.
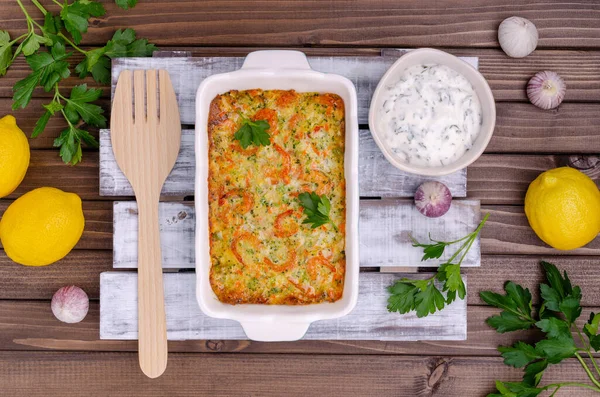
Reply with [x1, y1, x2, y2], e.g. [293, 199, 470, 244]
[207, 89, 346, 305]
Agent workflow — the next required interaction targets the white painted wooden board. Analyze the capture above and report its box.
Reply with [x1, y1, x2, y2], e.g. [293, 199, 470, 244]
[111, 55, 479, 125]
[113, 200, 480, 269]
[99, 129, 467, 197]
[100, 272, 467, 341]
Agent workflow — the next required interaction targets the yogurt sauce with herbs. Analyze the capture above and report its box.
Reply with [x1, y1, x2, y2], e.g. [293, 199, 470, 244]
[377, 63, 483, 167]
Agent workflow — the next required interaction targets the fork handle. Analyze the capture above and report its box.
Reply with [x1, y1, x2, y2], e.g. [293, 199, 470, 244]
[137, 196, 168, 378]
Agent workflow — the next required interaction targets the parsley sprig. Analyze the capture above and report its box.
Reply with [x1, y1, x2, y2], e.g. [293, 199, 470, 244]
[3, 0, 155, 164]
[387, 213, 489, 318]
[298, 192, 338, 231]
[483, 261, 600, 396]
[233, 112, 271, 149]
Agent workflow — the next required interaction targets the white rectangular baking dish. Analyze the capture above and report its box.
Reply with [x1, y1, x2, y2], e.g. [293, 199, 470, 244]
[194, 50, 359, 341]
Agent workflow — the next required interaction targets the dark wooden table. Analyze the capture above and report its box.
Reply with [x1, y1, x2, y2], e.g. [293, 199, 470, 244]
[1, 1, 600, 395]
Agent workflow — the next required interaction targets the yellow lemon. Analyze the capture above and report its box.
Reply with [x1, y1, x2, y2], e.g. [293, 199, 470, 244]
[0, 187, 85, 266]
[525, 167, 600, 250]
[0, 115, 30, 198]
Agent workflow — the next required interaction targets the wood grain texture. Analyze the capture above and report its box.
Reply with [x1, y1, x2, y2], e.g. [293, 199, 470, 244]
[2, 253, 598, 306]
[0, 250, 112, 300]
[4, 48, 600, 103]
[4, 151, 101, 200]
[110, 55, 479, 125]
[100, 272, 467, 341]
[0, 351, 596, 397]
[4, 0, 600, 48]
[0, 201, 112, 251]
[112, 200, 480, 269]
[100, 129, 467, 197]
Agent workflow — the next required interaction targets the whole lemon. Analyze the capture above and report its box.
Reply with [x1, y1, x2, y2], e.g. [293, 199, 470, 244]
[525, 167, 600, 250]
[0, 187, 85, 266]
[0, 115, 30, 198]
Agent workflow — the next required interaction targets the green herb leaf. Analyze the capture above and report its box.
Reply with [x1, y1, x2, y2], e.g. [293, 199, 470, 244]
[387, 282, 418, 314]
[480, 281, 535, 333]
[298, 192, 335, 230]
[540, 261, 582, 324]
[54, 125, 99, 165]
[63, 84, 106, 127]
[522, 359, 548, 387]
[21, 34, 53, 56]
[12, 69, 43, 110]
[60, 0, 106, 45]
[414, 282, 446, 318]
[0, 30, 13, 75]
[535, 338, 577, 364]
[42, 12, 64, 43]
[498, 341, 541, 368]
[13, 42, 72, 110]
[410, 236, 447, 261]
[584, 312, 600, 351]
[234, 114, 271, 149]
[32, 111, 52, 138]
[490, 381, 542, 397]
[535, 317, 572, 341]
[115, 0, 138, 9]
[436, 263, 466, 302]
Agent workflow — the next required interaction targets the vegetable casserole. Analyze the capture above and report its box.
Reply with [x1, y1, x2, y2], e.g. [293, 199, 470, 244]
[207, 89, 346, 305]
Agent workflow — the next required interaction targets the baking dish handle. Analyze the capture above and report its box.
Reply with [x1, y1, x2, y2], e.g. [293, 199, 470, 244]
[241, 50, 312, 71]
[240, 321, 311, 342]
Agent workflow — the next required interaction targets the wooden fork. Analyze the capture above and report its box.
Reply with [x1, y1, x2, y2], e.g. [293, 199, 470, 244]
[111, 70, 181, 378]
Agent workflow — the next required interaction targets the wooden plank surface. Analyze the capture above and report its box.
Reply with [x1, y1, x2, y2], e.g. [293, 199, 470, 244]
[109, 55, 479, 126]
[100, 272, 467, 341]
[5, 300, 600, 357]
[3, 254, 600, 307]
[100, 129, 467, 197]
[4, 1, 600, 48]
[112, 200, 480, 269]
[4, 49, 600, 103]
[10, 100, 600, 153]
[0, 351, 596, 397]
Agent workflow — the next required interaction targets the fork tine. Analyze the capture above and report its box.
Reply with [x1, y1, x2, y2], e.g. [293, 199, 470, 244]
[145, 70, 158, 123]
[133, 70, 146, 123]
[158, 70, 177, 122]
[111, 70, 133, 130]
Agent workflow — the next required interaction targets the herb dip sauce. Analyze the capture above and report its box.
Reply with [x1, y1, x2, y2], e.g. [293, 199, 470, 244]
[377, 64, 483, 167]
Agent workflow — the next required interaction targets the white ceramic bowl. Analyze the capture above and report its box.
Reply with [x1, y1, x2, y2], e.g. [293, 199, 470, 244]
[195, 50, 359, 342]
[368, 48, 496, 176]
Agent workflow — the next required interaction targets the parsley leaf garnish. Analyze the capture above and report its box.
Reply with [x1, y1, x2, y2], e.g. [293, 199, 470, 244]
[4, 1, 154, 165]
[234, 113, 271, 149]
[60, 0, 106, 45]
[75, 29, 157, 84]
[387, 213, 489, 318]
[298, 192, 338, 231]
[484, 261, 600, 396]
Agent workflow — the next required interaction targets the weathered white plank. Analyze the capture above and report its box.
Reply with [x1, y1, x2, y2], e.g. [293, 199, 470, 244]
[100, 272, 467, 341]
[99, 129, 467, 197]
[111, 55, 478, 125]
[113, 200, 480, 269]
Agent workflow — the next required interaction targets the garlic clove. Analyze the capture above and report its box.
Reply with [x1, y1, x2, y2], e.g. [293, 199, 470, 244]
[498, 16, 538, 58]
[414, 181, 452, 218]
[51, 285, 89, 323]
[527, 71, 566, 110]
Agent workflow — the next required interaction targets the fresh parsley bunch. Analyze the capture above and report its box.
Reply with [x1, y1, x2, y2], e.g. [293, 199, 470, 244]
[2, 0, 156, 164]
[387, 213, 489, 317]
[482, 261, 600, 396]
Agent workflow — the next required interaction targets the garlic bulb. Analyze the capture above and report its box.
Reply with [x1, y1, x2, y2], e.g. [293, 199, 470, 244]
[498, 17, 538, 58]
[527, 71, 566, 110]
[51, 286, 89, 323]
